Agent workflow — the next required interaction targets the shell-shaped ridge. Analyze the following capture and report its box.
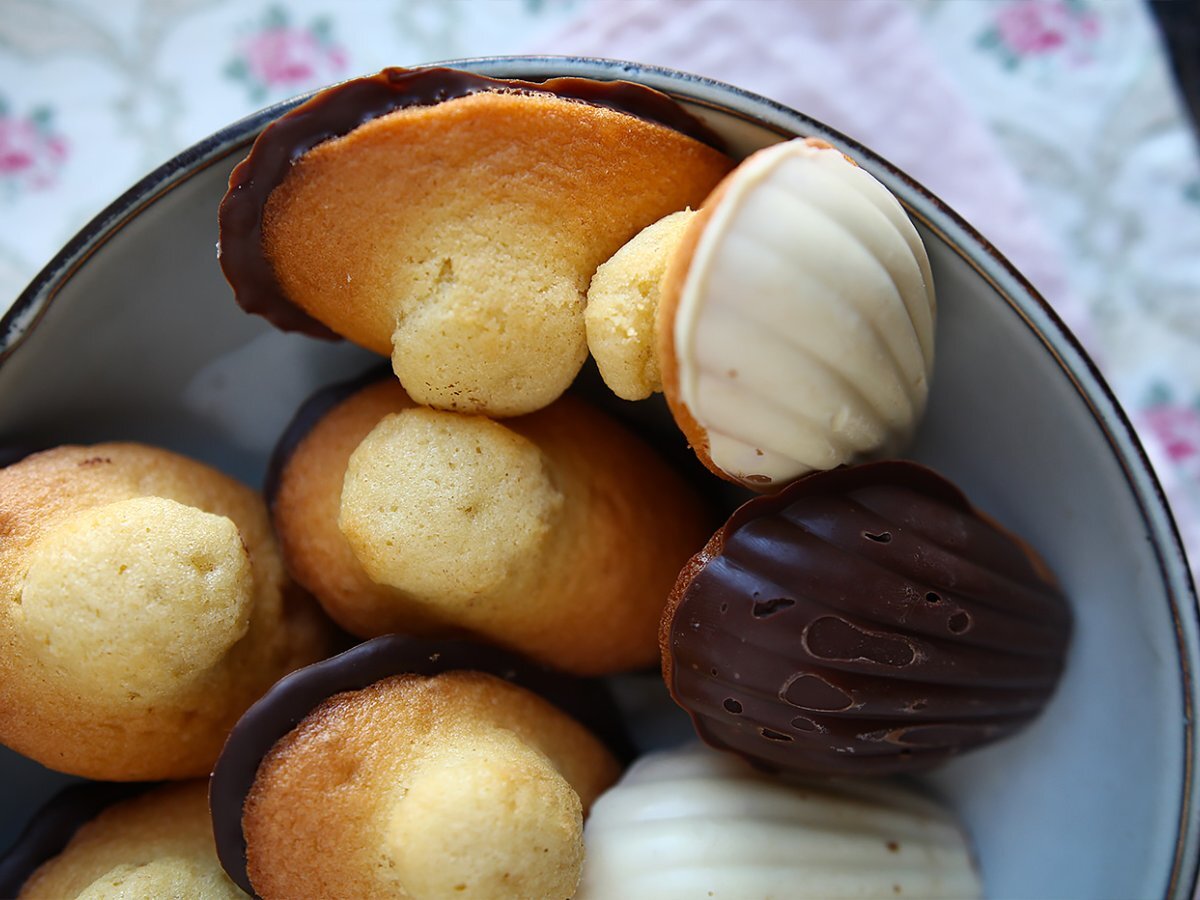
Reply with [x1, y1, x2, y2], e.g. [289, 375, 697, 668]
[672, 139, 937, 487]
[577, 745, 981, 899]
[665, 461, 1071, 776]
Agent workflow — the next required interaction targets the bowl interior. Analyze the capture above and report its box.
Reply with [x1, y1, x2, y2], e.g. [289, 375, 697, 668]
[0, 58, 1195, 899]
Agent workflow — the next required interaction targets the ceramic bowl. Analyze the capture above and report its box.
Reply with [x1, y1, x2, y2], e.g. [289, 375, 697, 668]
[0, 57, 1195, 899]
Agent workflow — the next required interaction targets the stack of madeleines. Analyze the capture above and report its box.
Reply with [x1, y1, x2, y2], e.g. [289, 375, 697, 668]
[0, 65, 1071, 900]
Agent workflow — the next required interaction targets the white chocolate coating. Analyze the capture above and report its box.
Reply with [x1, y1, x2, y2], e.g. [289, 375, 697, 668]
[577, 744, 981, 900]
[673, 138, 935, 488]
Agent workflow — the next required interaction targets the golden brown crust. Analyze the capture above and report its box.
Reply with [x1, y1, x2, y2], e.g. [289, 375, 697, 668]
[657, 526, 727, 694]
[338, 408, 565, 609]
[263, 90, 732, 416]
[657, 179, 735, 485]
[508, 394, 711, 673]
[271, 380, 444, 637]
[274, 380, 711, 674]
[20, 782, 242, 899]
[0, 444, 332, 780]
[243, 671, 619, 900]
[585, 209, 695, 400]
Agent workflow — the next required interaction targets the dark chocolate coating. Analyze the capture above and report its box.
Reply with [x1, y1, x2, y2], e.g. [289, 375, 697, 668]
[217, 65, 726, 338]
[0, 782, 153, 897]
[0, 445, 45, 469]
[663, 461, 1072, 776]
[210, 635, 635, 897]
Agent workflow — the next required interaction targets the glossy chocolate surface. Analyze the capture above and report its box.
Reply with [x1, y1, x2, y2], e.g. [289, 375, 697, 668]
[664, 461, 1072, 776]
[211, 635, 635, 897]
[217, 66, 726, 338]
[0, 782, 152, 897]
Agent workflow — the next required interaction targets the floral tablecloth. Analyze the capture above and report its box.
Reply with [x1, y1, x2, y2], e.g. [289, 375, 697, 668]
[2, 0, 1199, 582]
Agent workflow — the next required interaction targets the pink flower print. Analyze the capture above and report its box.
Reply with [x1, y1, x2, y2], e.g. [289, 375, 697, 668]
[226, 8, 347, 102]
[0, 103, 68, 197]
[1141, 404, 1200, 467]
[996, 2, 1067, 55]
[243, 27, 344, 88]
[978, 1, 1100, 69]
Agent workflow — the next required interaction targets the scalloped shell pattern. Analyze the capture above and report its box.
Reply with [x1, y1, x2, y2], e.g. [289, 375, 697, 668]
[665, 462, 1072, 777]
[673, 139, 936, 488]
[577, 744, 981, 899]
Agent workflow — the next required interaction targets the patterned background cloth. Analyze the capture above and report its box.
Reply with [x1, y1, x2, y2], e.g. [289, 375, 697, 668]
[2, 0, 1199, 582]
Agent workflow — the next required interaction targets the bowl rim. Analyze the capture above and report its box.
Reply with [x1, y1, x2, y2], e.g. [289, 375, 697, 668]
[1, 54, 1196, 897]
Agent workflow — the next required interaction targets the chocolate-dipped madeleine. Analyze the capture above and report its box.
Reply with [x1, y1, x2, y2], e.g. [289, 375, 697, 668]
[212, 636, 627, 900]
[662, 461, 1071, 776]
[0, 783, 151, 898]
[16, 782, 243, 899]
[269, 374, 711, 675]
[219, 66, 733, 417]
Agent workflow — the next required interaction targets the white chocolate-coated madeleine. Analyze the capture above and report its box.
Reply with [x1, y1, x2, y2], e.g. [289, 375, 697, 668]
[659, 138, 936, 489]
[577, 744, 980, 900]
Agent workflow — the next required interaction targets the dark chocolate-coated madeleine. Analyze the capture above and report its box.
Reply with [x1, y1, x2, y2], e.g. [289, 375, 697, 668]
[12, 782, 239, 899]
[0, 782, 151, 897]
[218, 66, 733, 418]
[218, 66, 727, 339]
[661, 461, 1071, 776]
[211, 635, 633, 897]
